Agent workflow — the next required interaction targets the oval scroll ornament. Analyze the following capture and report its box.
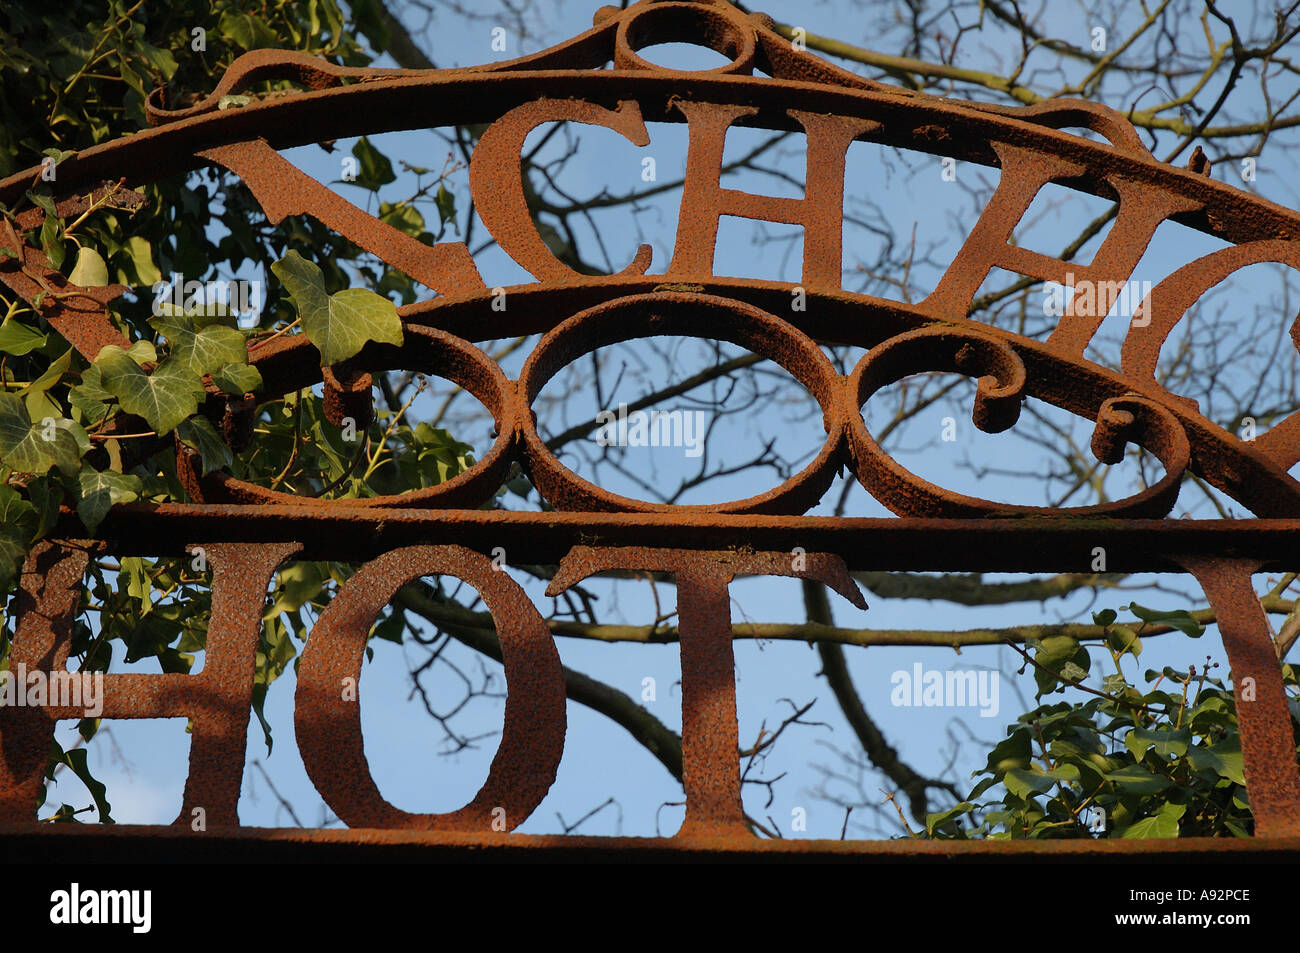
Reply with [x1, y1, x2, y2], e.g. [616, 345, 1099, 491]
[177, 326, 519, 510]
[517, 291, 847, 514]
[846, 327, 1192, 518]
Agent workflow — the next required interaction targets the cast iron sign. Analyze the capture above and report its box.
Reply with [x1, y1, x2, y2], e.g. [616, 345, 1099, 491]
[4, 0, 1300, 856]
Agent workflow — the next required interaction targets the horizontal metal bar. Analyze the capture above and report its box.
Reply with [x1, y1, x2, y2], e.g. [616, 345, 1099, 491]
[80, 503, 1300, 571]
[3, 823, 1298, 862]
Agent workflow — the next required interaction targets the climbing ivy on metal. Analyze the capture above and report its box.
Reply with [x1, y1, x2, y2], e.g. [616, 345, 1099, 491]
[4, 0, 1300, 856]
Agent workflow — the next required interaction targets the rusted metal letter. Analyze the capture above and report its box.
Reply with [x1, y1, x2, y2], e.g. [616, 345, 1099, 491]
[1177, 555, 1300, 837]
[294, 545, 566, 831]
[547, 546, 865, 838]
[667, 101, 878, 290]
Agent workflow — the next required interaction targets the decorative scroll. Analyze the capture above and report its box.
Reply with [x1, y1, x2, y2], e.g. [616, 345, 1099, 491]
[3, 0, 1300, 848]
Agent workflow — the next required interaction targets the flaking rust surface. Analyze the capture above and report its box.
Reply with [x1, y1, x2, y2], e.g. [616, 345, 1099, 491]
[4, 0, 1300, 851]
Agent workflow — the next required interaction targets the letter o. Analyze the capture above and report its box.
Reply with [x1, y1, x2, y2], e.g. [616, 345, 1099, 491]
[295, 545, 565, 830]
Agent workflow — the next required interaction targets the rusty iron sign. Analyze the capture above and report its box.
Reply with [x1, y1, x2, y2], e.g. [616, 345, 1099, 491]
[4, 0, 1300, 857]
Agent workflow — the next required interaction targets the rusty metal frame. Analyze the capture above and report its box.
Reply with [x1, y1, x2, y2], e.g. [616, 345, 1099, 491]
[4, 0, 1300, 855]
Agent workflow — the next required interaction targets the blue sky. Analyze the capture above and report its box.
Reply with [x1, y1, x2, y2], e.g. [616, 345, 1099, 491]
[40, 0, 1300, 840]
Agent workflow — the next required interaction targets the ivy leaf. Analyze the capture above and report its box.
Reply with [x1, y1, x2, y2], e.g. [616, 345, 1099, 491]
[25, 189, 56, 218]
[1032, 635, 1090, 695]
[27, 475, 63, 538]
[95, 346, 205, 434]
[1106, 624, 1142, 657]
[25, 388, 60, 428]
[1120, 811, 1180, 839]
[126, 340, 159, 365]
[250, 683, 275, 754]
[370, 606, 407, 644]
[350, 0, 392, 50]
[271, 250, 403, 365]
[218, 10, 278, 50]
[378, 201, 424, 238]
[1003, 764, 1079, 799]
[40, 215, 65, 269]
[413, 423, 475, 486]
[77, 466, 142, 533]
[264, 562, 326, 620]
[150, 312, 247, 376]
[0, 320, 46, 356]
[435, 183, 456, 226]
[210, 362, 262, 396]
[1059, 661, 1090, 682]
[0, 484, 37, 590]
[1129, 603, 1204, 638]
[1188, 695, 1233, 732]
[123, 236, 161, 285]
[176, 416, 232, 475]
[119, 556, 153, 608]
[21, 345, 72, 396]
[68, 386, 110, 426]
[1126, 726, 1190, 759]
[1103, 763, 1172, 795]
[983, 727, 1032, 775]
[68, 246, 109, 287]
[69, 362, 115, 426]
[350, 136, 395, 190]
[137, 42, 178, 82]
[0, 392, 85, 474]
[251, 614, 303, 754]
[54, 743, 114, 823]
[925, 801, 975, 835]
[1187, 739, 1246, 784]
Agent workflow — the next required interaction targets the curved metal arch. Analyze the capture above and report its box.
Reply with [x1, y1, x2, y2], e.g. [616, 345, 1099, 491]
[8, 0, 1300, 853]
[1, 0, 1298, 522]
[7, 62, 1299, 247]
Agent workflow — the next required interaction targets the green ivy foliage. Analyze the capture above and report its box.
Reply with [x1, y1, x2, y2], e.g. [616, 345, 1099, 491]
[0, 0, 472, 821]
[4, 3, 1281, 839]
[922, 605, 1291, 840]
